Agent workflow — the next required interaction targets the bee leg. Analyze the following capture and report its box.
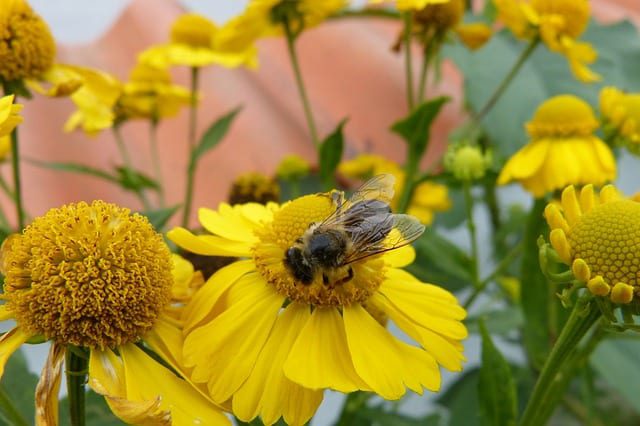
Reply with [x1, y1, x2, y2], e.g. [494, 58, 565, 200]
[322, 273, 329, 285]
[336, 267, 354, 285]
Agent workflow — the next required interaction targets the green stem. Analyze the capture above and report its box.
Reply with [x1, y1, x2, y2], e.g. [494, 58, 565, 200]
[66, 347, 88, 426]
[417, 39, 438, 105]
[149, 119, 164, 207]
[181, 67, 200, 228]
[330, 8, 401, 20]
[519, 296, 601, 426]
[112, 127, 151, 210]
[336, 392, 370, 426]
[472, 39, 539, 125]
[9, 128, 24, 229]
[0, 387, 28, 426]
[403, 13, 415, 111]
[463, 182, 479, 287]
[0, 202, 9, 229]
[396, 156, 419, 213]
[0, 173, 14, 201]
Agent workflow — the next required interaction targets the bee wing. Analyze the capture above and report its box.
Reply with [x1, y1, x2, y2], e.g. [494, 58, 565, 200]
[318, 174, 396, 229]
[344, 213, 425, 265]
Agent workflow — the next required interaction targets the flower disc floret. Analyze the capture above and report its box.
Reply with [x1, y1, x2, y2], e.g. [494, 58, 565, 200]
[253, 194, 385, 306]
[0, 0, 56, 81]
[0, 201, 173, 348]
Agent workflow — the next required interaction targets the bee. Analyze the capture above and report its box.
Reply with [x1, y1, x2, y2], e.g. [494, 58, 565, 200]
[284, 174, 425, 286]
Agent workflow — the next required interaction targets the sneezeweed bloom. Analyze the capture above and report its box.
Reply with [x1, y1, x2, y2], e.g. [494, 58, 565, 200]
[497, 95, 616, 197]
[544, 185, 640, 305]
[228, 172, 281, 205]
[116, 62, 191, 122]
[168, 191, 467, 425]
[444, 143, 492, 181]
[494, 0, 600, 82]
[0, 94, 23, 137]
[0, 0, 56, 82]
[0, 201, 229, 425]
[599, 86, 640, 150]
[276, 154, 311, 181]
[140, 13, 258, 69]
[369, 0, 449, 12]
[338, 153, 451, 224]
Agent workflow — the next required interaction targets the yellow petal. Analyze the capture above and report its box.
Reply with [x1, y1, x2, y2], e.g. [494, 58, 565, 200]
[183, 276, 284, 402]
[561, 185, 582, 226]
[183, 260, 256, 332]
[35, 342, 65, 426]
[167, 227, 252, 256]
[120, 344, 230, 425]
[284, 306, 369, 393]
[343, 304, 440, 400]
[497, 140, 549, 184]
[0, 327, 31, 379]
[384, 245, 416, 268]
[234, 303, 323, 426]
[384, 268, 458, 303]
[579, 184, 595, 214]
[455, 23, 492, 50]
[199, 206, 260, 243]
[0, 305, 14, 321]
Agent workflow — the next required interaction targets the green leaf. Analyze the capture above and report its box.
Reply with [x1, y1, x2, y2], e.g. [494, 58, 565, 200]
[591, 339, 640, 414]
[139, 205, 181, 230]
[319, 119, 347, 188]
[28, 159, 119, 183]
[0, 348, 38, 425]
[466, 306, 524, 336]
[407, 229, 473, 292]
[444, 20, 640, 159]
[1, 79, 32, 99]
[478, 321, 518, 426]
[352, 405, 443, 426]
[58, 389, 126, 426]
[391, 97, 449, 162]
[115, 167, 159, 192]
[437, 369, 481, 426]
[191, 107, 242, 164]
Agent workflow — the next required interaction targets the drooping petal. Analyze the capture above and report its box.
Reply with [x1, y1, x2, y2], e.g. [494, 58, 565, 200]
[167, 227, 252, 257]
[35, 342, 65, 426]
[183, 275, 284, 402]
[384, 245, 415, 268]
[284, 307, 370, 393]
[343, 304, 440, 400]
[0, 327, 31, 379]
[183, 260, 256, 332]
[199, 206, 260, 243]
[497, 139, 549, 183]
[120, 344, 230, 425]
[233, 303, 323, 426]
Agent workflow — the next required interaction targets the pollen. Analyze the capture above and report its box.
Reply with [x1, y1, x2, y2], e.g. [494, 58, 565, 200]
[0, 201, 173, 349]
[170, 13, 216, 48]
[0, 0, 56, 81]
[253, 194, 385, 307]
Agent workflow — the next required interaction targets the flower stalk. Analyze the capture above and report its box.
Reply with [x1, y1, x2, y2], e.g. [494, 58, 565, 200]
[403, 12, 415, 111]
[0, 388, 28, 426]
[66, 347, 88, 426]
[149, 119, 164, 207]
[8, 128, 25, 230]
[462, 182, 479, 288]
[181, 66, 200, 227]
[112, 126, 151, 210]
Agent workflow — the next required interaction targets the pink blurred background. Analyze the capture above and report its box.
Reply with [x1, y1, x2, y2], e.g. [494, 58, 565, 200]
[2, 0, 639, 225]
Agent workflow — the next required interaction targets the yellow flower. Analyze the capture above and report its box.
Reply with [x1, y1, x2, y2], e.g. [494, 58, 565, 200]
[140, 13, 258, 69]
[0, 136, 9, 162]
[413, 0, 464, 35]
[0, 201, 229, 425]
[545, 185, 640, 304]
[63, 67, 122, 136]
[494, 0, 600, 82]
[168, 194, 467, 425]
[0, 0, 56, 82]
[117, 62, 191, 121]
[276, 154, 311, 180]
[369, 0, 450, 12]
[228, 172, 281, 205]
[0, 94, 23, 137]
[455, 22, 493, 50]
[338, 154, 451, 224]
[497, 95, 615, 197]
[600, 86, 640, 148]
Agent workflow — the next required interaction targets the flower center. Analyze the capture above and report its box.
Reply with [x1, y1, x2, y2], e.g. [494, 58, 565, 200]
[531, 0, 589, 38]
[526, 95, 599, 138]
[568, 200, 640, 288]
[170, 14, 217, 48]
[253, 194, 385, 307]
[0, 0, 56, 81]
[1, 201, 173, 349]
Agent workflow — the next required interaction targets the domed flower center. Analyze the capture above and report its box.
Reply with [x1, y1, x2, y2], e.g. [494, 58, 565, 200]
[532, 0, 590, 38]
[0, 201, 173, 349]
[526, 95, 599, 138]
[253, 194, 385, 307]
[0, 0, 56, 81]
[568, 200, 640, 288]
[414, 0, 464, 33]
[170, 14, 216, 48]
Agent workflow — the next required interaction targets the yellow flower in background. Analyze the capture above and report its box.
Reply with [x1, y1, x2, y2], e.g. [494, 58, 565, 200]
[0, 201, 229, 425]
[168, 194, 467, 425]
[64, 67, 122, 136]
[455, 22, 493, 50]
[497, 95, 615, 197]
[117, 62, 191, 121]
[600, 86, 640, 147]
[545, 185, 640, 304]
[228, 172, 281, 205]
[140, 13, 258, 69]
[338, 154, 451, 224]
[494, 0, 600, 82]
[0, 0, 56, 82]
[0, 94, 23, 137]
[370, 0, 450, 12]
[276, 154, 311, 180]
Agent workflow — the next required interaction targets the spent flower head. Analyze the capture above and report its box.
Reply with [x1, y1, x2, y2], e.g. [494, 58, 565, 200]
[228, 172, 281, 205]
[498, 95, 616, 197]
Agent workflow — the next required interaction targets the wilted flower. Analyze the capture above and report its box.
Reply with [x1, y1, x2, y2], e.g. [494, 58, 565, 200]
[228, 172, 281, 205]
[498, 95, 615, 197]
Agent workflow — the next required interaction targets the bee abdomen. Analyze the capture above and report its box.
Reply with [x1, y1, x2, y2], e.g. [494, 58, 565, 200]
[284, 247, 314, 285]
